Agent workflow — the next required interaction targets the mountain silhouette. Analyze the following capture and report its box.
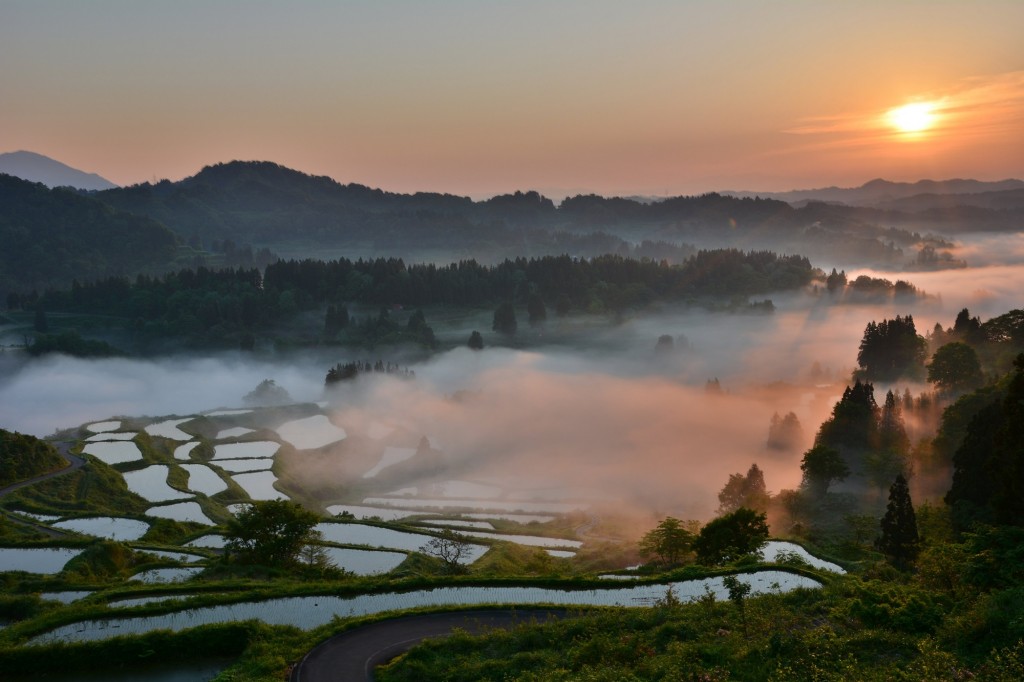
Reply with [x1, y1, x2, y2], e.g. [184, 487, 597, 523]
[0, 150, 118, 191]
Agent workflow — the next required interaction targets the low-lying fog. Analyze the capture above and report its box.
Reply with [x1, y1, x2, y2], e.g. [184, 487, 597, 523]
[1, 231, 1020, 521]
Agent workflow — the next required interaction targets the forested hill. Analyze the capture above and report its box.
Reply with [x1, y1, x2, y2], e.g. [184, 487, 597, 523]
[93, 161, 966, 267]
[0, 174, 179, 297]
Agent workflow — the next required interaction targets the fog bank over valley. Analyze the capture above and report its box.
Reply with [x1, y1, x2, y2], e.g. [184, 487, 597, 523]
[6, 273, 1015, 523]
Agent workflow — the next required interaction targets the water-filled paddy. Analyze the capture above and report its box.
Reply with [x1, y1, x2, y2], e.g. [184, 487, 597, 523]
[180, 464, 228, 495]
[123, 466, 192, 502]
[419, 519, 496, 530]
[13, 511, 62, 523]
[363, 497, 587, 514]
[185, 535, 226, 549]
[84, 420, 120, 433]
[231, 471, 287, 500]
[29, 571, 823, 645]
[315, 522, 488, 563]
[39, 590, 94, 603]
[0, 547, 82, 574]
[215, 427, 254, 439]
[136, 549, 207, 563]
[133, 567, 204, 584]
[760, 541, 846, 573]
[461, 531, 583, 549]
[325, 505, 419, 521]
[81, 441, 143, 465]
[546, 550, 576, 558]
[212, 459, 273, 473]
[84, 431, 137, 441]
[275, 415, 347, 449]
[318, 546, 407, 575]
[145, 418, 194, 440]
[146, 502, 215, 525]
[52, 517, 149, 541]
[211, 441, 279, 459]
[173, 442, 201, 461]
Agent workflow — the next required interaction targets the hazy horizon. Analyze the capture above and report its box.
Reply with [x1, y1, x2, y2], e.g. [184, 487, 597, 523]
[2, 2, 1021, 197]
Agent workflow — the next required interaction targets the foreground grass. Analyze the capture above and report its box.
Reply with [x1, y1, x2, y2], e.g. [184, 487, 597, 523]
[376, 576, 1024, 682]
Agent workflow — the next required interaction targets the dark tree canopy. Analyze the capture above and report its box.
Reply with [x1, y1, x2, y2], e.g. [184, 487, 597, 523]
[420, 529, 473, 573]
[857, 315, 926, 381]
[717, 463, 770, 514]
[526, 293, 547, 326]
[767, 411, 802, 451]
[945, 354, 1024, 531]
[467, 330, 484, 350]
[815, 380, 879, 452]
[639, 517, 697, 565]
[877, 473, 919, 565]
[243, 379, 292, 406]
[224, 500, 321, 567]
[693, 508, 769, 566]
[928, 342, 984, 394]
[799, 444, 850, 497]
[492, 302, 517, 335]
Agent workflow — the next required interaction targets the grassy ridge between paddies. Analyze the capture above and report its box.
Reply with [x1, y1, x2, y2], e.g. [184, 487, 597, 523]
[0, 561, 834, 680]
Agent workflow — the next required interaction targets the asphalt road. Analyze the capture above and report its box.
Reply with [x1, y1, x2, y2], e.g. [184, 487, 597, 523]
[291, 608, 573, 682]
[0, 440, 82, 537]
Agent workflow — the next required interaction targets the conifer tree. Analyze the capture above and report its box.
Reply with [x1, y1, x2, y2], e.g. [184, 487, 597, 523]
[877, 473, 919, 566]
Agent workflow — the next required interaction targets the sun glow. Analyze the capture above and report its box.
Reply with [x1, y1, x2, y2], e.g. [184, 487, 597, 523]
[887, 102, 937, 134]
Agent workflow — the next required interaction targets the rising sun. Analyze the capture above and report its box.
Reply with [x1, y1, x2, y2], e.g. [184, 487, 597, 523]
[887, 102, 936, 134]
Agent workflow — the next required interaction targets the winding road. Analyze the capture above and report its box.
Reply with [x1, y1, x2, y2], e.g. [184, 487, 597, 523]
[291, 608, 574, 682]
[0, 440, 82, 537]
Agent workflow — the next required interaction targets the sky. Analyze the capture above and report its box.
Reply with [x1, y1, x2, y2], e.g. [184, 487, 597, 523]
[1, 1, 1022, 198]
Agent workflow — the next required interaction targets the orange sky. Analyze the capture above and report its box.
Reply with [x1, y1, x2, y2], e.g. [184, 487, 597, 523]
[1, 1, 1022, 197]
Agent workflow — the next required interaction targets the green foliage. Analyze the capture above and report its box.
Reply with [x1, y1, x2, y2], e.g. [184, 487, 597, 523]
[929, 341, 984, 393]
[717, 463, 771, 514]
[876, 474, 919, 566]
[0, 173, 178, 298]
[27, 330, 122, 357]
[800, 445, 850, 496]
[815, 380, 879, 452]
[693, 508, 769, 566]
[0, 622, 255, 677]
[946, 355, 1024, 530]
[492, 301, 517, 335]
[857, 315, 927, 382]
[62, 541, 145, 580]
[9, 459, 148, 516]
[467, 330, 484, 350]
[0, 429, 65, 488]
[639, 517, 697, 565]
[224, 500, 321, 567]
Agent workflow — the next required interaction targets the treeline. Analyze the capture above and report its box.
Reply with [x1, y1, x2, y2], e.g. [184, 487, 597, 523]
[18, 250, 814, 347]
[262, 249, 814, 309]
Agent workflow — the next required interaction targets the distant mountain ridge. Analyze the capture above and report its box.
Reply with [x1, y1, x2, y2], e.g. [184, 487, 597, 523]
[724, 177, 1024, 207]
[0, 173, 177, 297]
[0, 151, 118, 191]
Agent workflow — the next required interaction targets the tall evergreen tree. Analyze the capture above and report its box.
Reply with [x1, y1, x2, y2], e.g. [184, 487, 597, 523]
[857, 315, 926, 381]
[492, 302, 517, 335]
[877, 473, 919, 566]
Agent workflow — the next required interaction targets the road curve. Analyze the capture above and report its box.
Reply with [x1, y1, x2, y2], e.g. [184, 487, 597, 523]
[291, 608, 573, 682]
[0, 440, 83, 537]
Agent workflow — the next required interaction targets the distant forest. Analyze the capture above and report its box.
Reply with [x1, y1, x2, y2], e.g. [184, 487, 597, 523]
[1, 160, 998, 301]
[16, 250, 813, 349]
